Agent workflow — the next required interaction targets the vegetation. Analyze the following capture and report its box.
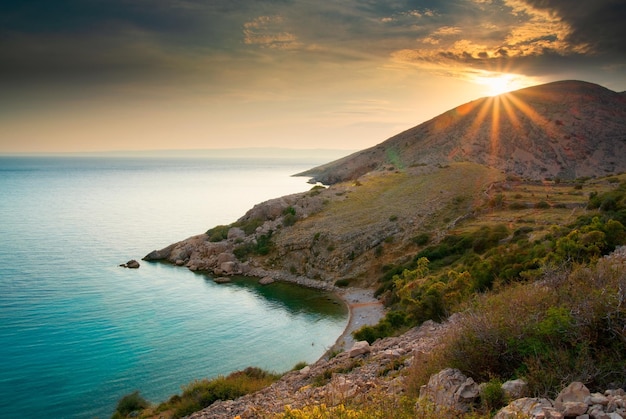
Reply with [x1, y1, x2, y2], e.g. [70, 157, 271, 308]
[233, 231, 274, 260]
[112, 367, 280, 419]
[116, 174, 626, 419]
[358, 178, 626, 344]
[111, 391, 149, 419]
[405, 257, 626, 398]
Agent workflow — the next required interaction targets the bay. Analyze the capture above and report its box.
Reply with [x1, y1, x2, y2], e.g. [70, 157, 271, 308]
[0, 153, 349, 419]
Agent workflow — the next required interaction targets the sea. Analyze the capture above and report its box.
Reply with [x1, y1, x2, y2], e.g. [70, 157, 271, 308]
[0, 151, 350, 419]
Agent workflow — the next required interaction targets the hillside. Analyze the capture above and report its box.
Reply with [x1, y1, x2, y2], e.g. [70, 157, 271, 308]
[133, 80, 626, 419]
[143, 82, 626, 287]
[300, 80, 626, 184]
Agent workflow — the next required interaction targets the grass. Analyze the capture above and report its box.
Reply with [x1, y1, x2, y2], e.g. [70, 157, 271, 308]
[112, 367, 281, 419]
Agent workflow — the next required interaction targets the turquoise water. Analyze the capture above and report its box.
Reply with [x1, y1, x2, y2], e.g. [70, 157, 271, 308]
[0, 156, 348, 419]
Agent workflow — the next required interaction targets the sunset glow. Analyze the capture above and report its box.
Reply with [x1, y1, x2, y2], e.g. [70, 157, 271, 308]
[0, 1, 623, 153]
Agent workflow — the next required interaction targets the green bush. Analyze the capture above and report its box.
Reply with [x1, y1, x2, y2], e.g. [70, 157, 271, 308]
[233, 231, 274, 260]
[412, 233, 431, 246]
[407, 259, 626, 396]
[334, 278, 351, 287]
[480, 378, 506, 412]
[112, 391, 149, 418]
[167, 367, 279, 418]
[206, 225, 230, 242]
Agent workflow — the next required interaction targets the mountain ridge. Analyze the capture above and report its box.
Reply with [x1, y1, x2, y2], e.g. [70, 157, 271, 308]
[300, 80, 626, 184]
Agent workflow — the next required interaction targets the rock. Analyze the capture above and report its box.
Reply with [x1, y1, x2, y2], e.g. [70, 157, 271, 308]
[299, 366, 311, 376]
[259, 276, 275, 285]
[227, 227, 246, 240]
[555, 382, 591, 414]
[142, 243, 176, 261]
[560, 401, 588, 417]
[220, 261, 237, 274]
[217, 252, 235, 265]
[590, 393, 610, 406]
[502, 378, 529, 399]
[419, 368, 480, 413]
[348, 341, 371, 358]
[494, 398, 553, 419]
[213, 277, 231, 284]
[120, 259, 140, 269]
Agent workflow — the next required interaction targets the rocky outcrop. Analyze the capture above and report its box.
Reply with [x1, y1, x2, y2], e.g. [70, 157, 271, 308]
[119, 259, 140, 269]
[418, 368, 480, 413]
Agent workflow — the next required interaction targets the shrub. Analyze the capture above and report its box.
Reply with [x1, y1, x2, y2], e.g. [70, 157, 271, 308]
[405, 258, 626, 397]
[335, 278, 351, 287]
[480, 378, 506, 412]
[169, 367, 279, 418]
[412, 233, 431, 246]
[113, 391, 149, 418]
[206, 225, 230, 242]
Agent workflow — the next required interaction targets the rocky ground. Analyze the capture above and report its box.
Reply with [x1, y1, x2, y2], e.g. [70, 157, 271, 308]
[187, 317, 454, 418]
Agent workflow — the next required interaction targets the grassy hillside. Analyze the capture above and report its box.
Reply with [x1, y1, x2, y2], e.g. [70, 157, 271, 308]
[268, 162, 504, 285]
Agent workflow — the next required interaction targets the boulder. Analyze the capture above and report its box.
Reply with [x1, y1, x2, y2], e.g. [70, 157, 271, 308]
[419, 368, 480, 413]
[227, 227, 246, 240]
[502, 378, 528, 399]
[494, 398, 553, 419]
[220, 261, 237, 274]
[213, 277, 231, 284]
[217, 252, 236, 265]
[259, 276, 275, 285]
[120, 259, 140, 269]
[554, 382, 590, 414]
[348, 341, 371, 358]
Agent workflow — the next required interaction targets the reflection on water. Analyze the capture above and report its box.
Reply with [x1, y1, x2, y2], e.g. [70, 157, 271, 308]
[199, 274, 348, 319]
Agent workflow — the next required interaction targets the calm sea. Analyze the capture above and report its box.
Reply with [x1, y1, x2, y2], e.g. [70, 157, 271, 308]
[0, 154, 348, 419]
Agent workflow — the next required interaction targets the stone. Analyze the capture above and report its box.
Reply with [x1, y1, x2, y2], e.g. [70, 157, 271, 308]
[120, 259, 140, 269]
[590, 393, 610, 406]
[419, 368, 480, 413]
[348, 341, 371, 358]
[217, 252, 235, 265]
[555, 382, 591, 413]
[561, 401, 589, 417]
[502, 378, 529, 399]
[227, 227, 246, 240]
[494, 398, 553, 419]
[588, 404, 610, 419]
[299, 366, 311, 375]
[220, 261, 236, 274]
[259, 276, 275, 285]
[213, 277, 231, 284]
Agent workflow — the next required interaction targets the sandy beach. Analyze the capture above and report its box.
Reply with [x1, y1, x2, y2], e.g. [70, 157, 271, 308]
[329, 287, 386, 353]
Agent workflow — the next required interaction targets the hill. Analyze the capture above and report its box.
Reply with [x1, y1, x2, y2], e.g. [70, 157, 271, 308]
[300, 80, 626, 184]
[143, 81, 626, 287]
[134, 80, 626, 419]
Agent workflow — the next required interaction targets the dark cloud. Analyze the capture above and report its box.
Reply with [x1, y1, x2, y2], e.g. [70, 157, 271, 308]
[523, 0, 626, 57]
[0, 0, 624, 90]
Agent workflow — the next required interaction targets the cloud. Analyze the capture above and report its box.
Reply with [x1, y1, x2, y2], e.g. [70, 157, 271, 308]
[0, 0, 623, 94]
[243, 15, 302, 50]
[522, 0, 626, 57]
[387, 0, 625, 83]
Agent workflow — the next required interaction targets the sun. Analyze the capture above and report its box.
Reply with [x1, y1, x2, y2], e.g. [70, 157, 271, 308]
[475, 72, 529, 96]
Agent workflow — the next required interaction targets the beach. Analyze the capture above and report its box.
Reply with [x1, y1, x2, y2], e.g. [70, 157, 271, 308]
[330, 287, 386, 353]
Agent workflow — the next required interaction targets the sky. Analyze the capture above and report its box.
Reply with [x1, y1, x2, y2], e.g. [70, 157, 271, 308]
[1, 0, 624, 154]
